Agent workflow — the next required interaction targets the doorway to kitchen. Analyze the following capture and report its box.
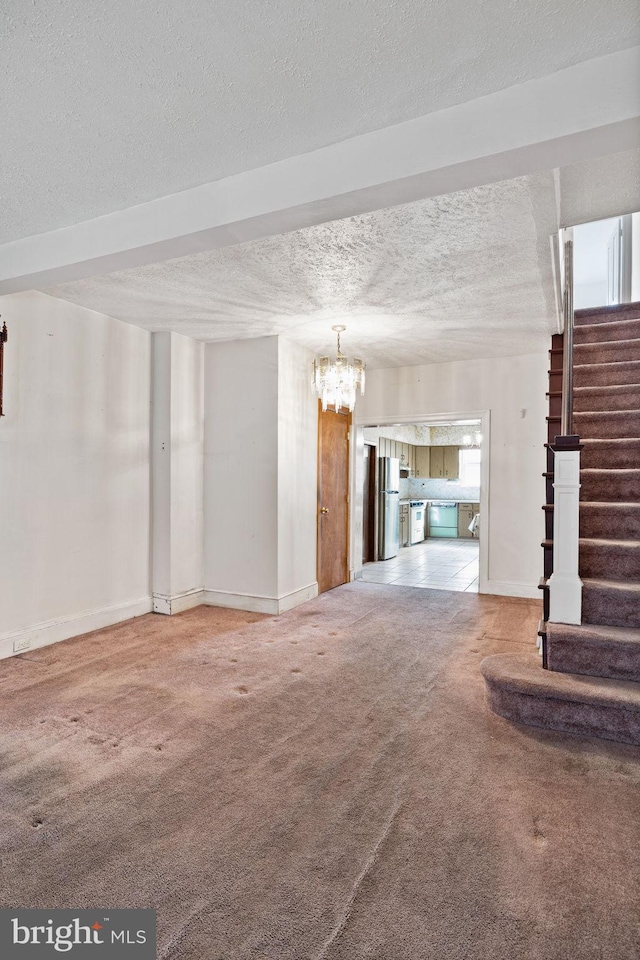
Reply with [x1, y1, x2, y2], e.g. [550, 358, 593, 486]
[358, 417, 485, 592]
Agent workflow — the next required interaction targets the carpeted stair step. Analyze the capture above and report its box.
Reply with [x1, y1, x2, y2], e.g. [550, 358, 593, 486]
[573, 384, 640, 412]
[574, 339, 640, 364]
[574, 360, 640, 387]
[574, 317, 640, 344]
[580, 468, 640, 502]
[573, 409, 640, 440]
[481, 653, 640, 744]
[546, 622, 640, 682]
[582, 579, 640, 629]
[579, 538, 640, 581]
[575, 302, 640, 326]
[580, 502, 640, 540]
[581, 439, 640, 470]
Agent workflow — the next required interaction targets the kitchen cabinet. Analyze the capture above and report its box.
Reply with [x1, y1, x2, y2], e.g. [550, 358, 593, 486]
[399, 502, 410, 546]
[378, 438, 414, 473]
[443, 446, 459, 479]
[428, 446, 459, 479]
[458, 502, 480, 538]
[429, 447, 443, 477]
[377, 439, 420, 477]
[414, 446, 430, 477]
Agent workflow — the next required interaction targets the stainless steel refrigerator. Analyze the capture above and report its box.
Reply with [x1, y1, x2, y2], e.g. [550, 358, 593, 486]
[378, 457, 400, 560]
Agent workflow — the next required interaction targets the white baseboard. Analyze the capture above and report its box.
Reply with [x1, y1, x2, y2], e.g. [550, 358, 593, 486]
[0, 595, 153, 661]
[277, 582, 318, 613]
[482, 580, 541, 600]
[153, 589, 205, 615]
[203, 582, 318, 615]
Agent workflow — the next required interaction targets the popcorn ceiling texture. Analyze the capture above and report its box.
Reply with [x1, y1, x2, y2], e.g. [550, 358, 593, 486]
[46, 175, 559, 368]
[363, 425, 480, 445]
[431, 425, 481, 446]
[364, 426, 435, 445]
[2, 1, 639, 243]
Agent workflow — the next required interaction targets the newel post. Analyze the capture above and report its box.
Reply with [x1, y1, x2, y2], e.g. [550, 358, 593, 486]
[548, 435, 583, 625]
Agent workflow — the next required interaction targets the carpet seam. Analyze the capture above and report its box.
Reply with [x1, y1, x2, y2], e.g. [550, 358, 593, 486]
[314, 795, 404, 959]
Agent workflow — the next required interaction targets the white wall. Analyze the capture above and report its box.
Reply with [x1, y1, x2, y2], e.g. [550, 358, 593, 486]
[632, 212, 640, 302]
[0, 291, 152, 656]
[573, 217, 619, 309]
[204, 337, 279, 605]
[203, 336, 317, 613]
[355, 352, 548, 597]
[277, 338, 318, 601]
[151, 332, 204, 613]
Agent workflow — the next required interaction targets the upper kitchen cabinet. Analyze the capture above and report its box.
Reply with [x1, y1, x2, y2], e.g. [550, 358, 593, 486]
[414, 446, 430, 477]
[429, 446, 443, 477]
[443, 446, 459, 479]
[427, 446, 460, 479]
[406, 443, 415, 474]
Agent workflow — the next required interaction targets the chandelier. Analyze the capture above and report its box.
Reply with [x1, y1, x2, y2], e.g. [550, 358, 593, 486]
[312, 325, 365, 412]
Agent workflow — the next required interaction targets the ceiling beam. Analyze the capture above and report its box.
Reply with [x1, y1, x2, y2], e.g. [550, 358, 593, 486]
[1, 46, 639, 295]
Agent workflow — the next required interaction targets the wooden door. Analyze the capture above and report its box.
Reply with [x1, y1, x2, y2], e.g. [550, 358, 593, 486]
[317, 405, 350, 593]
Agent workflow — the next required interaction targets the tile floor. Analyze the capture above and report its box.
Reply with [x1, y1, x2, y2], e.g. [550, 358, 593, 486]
[360, 538, 479, 592]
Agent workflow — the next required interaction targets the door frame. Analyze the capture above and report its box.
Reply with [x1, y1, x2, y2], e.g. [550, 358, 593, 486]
[351, 409, 490, 593]
[362, 441, 377, 564]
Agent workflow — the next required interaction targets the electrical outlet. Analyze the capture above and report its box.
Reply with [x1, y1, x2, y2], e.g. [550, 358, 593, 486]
[13, 636, 31, 653]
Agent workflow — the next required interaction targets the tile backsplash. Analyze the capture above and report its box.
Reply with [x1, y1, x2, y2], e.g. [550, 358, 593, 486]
[399, 477, 480, 502]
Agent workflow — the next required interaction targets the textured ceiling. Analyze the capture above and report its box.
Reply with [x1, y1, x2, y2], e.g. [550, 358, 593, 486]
[3, 0, 639, 243]
[45, 173, 559, 368]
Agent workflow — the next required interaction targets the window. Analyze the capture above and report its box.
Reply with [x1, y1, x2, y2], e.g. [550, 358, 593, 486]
[459, 447, 481, 486]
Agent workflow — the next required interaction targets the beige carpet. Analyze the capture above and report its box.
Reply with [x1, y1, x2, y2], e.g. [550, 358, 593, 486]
[0, 584, 639, 959]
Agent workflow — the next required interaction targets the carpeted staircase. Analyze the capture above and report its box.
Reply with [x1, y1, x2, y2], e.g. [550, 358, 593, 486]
[482, 301, 640, 745]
